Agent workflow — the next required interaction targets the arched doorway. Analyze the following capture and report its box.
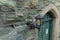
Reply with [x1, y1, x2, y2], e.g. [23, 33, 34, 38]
[34, 4, 59, 40]
[38, 4, 59, 40]
[38, 11, 53, 40]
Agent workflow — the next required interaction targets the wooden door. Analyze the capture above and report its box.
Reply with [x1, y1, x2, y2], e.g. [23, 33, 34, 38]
[38, 12, 53, 40]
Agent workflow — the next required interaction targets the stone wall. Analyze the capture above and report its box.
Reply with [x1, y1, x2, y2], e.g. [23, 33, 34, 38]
[0, 0, 60, 40]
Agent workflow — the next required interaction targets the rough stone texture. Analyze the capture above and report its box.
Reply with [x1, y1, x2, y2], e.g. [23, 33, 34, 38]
[0, 0, 60, 40]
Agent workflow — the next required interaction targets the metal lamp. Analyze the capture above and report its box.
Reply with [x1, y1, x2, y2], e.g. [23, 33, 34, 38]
[26, 14, 43, 30]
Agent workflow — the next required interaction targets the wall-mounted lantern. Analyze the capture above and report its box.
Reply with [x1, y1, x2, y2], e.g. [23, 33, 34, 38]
[35, 14, 43, 26]
[26, 14, 43, 30]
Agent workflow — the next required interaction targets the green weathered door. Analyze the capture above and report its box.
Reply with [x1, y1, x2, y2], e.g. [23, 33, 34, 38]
[38, 12, 53, 40]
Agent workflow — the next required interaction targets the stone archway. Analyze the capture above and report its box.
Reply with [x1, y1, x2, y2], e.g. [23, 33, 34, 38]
[34, 4, 59, 40]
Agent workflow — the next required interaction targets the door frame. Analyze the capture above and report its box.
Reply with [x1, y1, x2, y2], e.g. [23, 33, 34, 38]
[33, 4, 59, 40]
